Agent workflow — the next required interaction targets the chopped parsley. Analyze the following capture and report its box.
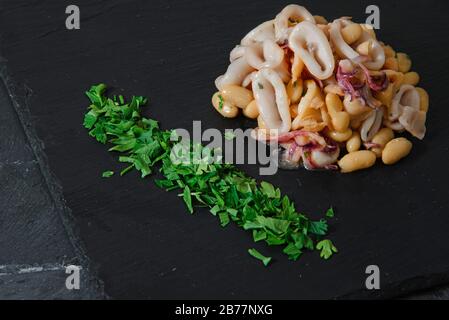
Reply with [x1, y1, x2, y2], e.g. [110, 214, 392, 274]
[218, 94, 224, 110]
[83, 84, 337, 263]
[316, 239, 338, 260]
[257, 82, 264, 90]
[248, 248, 272, 266]
[326, 207, 335, 218]
[102, 170, 114, 178]
[182, 185, 194, 214]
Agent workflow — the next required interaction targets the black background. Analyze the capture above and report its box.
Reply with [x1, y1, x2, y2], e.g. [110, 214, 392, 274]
[1, 0, 449, 299]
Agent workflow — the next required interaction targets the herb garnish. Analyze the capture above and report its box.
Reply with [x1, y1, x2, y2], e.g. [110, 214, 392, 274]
[83, 84, 337, 263]
[248, 248, 272, 266]
[102, 170, 114, 178]
[316, 240, 338, 260]
[257, 82, 264, 90]
[218, 94, 224, 110]
[326, 207, 335, 218]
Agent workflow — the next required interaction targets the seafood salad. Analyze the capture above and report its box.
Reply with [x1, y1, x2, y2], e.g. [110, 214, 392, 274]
[212, 4, 429, 173]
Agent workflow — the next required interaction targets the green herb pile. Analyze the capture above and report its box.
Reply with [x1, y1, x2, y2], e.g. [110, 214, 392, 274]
[83, 84, 337, 265]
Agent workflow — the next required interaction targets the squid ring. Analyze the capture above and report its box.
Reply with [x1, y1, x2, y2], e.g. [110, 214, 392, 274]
[289, 21, 335, 80]
[252, 68, 292, 133]
[274, 4, 315, 43]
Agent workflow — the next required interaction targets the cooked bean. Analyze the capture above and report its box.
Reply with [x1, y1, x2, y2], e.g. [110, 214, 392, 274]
[374, 83, 394, 108]
[371, 128, 394, 157]
[212, 92, 239, 118]
[326, 93, 350, 132]
[402, 72, 420, 86]
[383, 45, 396, 58]
[384, 57, 399, 71]
[331, 112, 351, 132]
[385, 70, 404, 92]
[338, 150, 377, 173]
[356, 40, 372, 56]
[221, 85, 254, 108]
[328, 128, 352, 142]
[343, 94, 371, 115]
[243, 100, 259, 119]
[397, 53, 412, 73]
[314, 15, 328, 24]
[382, 137, 412, 165]
[346, 132, 361, 153]
[342, 23, 362, 45]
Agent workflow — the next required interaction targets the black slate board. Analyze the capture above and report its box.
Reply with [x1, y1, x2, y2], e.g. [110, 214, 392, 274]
[0, 65, 104, 299]
[1, 0, 449, 299]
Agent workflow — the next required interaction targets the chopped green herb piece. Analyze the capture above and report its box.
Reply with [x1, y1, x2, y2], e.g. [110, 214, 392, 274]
[257, 82, 264, 89]
[218, 94, 224, 110]
[248, 248, 272, 266]
[218, 212, 230, 227]
[260, 181, 276, 198]
[326, 207, 335, 218]
[183, 185, 193, 214]
[83, 84, 337, 265]
[309, 219, 328, 236]
[316, 239, 338, 260]
[102, 170, 114, 178]
[283, 243, 302, 261]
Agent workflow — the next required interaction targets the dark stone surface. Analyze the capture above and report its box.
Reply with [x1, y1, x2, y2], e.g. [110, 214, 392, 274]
[0, 66, 104, 299]
[0, 264, 99, 300]
[0, 0, 448, 299]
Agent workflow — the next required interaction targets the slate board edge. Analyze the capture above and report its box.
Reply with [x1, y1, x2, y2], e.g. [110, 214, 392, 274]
[0, 61, 107, 300]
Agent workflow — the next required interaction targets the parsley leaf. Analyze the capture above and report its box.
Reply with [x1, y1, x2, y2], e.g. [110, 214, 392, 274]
[182, 185, 193, 214]
[316, 239, 338, 260]
[83, 110, 98, 129]
[218, 94, 224, 110]
[309, 219, 328, 236]
[82, 84, 338, 266]
[102, 170, 114, 178]
[260, 181, 276, 198]
[218, 212, 230, 227]
[283, 243, 302, 261]
[248, 248, 272, 266]
[326, 207, 335, 218]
